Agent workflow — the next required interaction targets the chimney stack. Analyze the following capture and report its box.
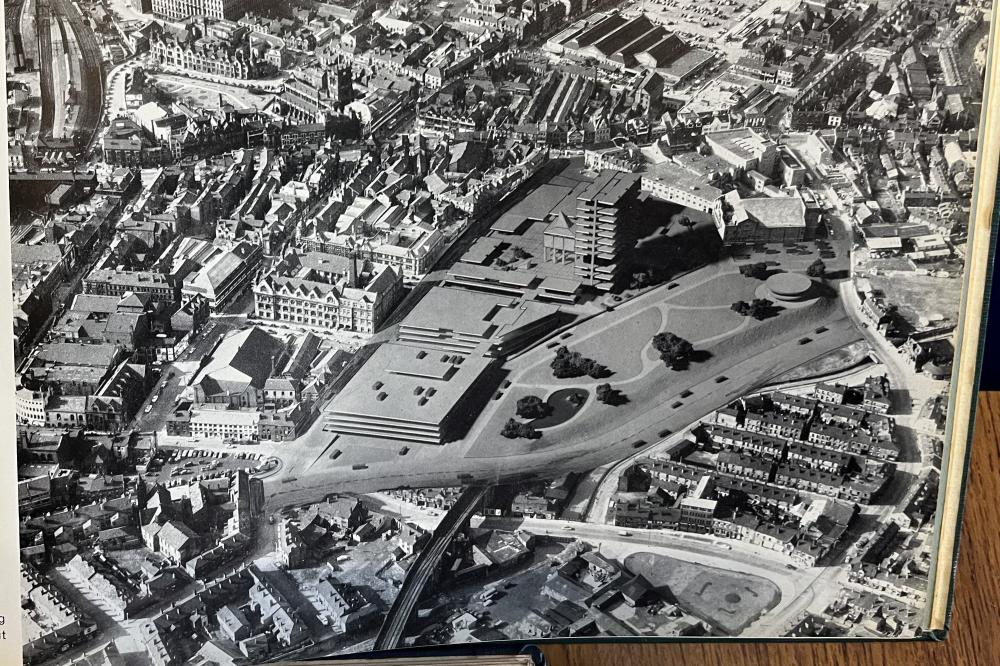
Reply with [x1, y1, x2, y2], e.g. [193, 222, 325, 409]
[348, 252, 358, 288]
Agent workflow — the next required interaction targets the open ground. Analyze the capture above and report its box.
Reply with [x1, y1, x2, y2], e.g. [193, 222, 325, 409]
[624, 551, 781, 635]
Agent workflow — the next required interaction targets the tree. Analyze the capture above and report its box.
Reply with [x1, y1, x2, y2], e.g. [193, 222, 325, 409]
[588, 362, 609, 379]
[501, 418, 540, 439]
[678, 216, 696, 233]
[630, 269, 653, 289]
[731, 300, 751, 316]
[551, 346, 609, 379]
[739, 262, 769, 280]
[596, 383, 613, 403]
[516, 395, 548, 420]
[749, 298, 774, 320]
[651, 332, 694, 370]
[806, 259, 827, 278]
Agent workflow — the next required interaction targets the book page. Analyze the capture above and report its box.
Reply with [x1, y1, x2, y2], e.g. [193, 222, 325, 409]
[1, 0, 996, 663]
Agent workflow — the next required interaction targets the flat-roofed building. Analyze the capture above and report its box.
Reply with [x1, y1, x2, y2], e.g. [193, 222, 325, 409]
[324, 342, 497, 444]
[397, 286, 561, 356]
[190, 409, 261, 441]
[640, 160, 723, 212]
[705, 128, 778, 176]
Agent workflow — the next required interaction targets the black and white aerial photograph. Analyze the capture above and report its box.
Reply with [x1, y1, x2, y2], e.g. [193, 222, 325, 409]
[5, 0, 993, 661]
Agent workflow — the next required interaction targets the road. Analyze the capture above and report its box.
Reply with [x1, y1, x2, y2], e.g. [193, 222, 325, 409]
[372, 485, 488, 651]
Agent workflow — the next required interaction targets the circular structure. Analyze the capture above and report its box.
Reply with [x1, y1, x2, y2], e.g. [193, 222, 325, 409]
[763, 272, 814, 303]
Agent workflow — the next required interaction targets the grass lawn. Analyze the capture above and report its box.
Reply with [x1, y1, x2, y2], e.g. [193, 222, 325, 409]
[624, 551, 780, 636]
[666, 272, 759, 307]
[660, 305, 748, 346]
[563, 307, 663, 380]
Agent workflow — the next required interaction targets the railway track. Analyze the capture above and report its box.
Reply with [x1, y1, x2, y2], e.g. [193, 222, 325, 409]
[35, 0, 54, 136]
[34, 0, 103, 146]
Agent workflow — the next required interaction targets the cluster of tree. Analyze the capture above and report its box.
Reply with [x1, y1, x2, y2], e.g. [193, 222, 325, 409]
[629, 269, 659, 290]
[551, 346, 609, 379]
[731, 298, 775, 320]
[651, 332, 694, 370]
[501, 418, 541, 440]
[739, 262, 770, 280]
[806, 259, 827, 278]
[516, 395, 550, 420]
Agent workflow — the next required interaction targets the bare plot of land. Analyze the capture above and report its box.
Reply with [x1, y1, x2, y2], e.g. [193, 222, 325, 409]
[625, 551, 780, 635]
[769, 340, 873, 383]
[869, 273, 962, 327]
[153, 74, 268, 110]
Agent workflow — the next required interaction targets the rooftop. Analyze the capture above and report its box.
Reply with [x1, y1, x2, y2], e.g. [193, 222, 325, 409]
[326, 342, 494, 427]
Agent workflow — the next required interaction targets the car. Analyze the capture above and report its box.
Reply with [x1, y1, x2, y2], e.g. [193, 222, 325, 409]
[798, 337, 812, 345]
[631, 440, 647, 449]
[144, 405, 153, 414]
[562, 525, 575, 531]
[352, 463, 368, 470]
[658, 428, 672, 437]
[785, 563, 797, 570]
[619, 531, 632, 537]
[671, 401, 683, 408]
[151, 394, 160, 403]
[715, 375, 728, 383]
[680, 390, 693, 398]
[399, 447, 410, 456]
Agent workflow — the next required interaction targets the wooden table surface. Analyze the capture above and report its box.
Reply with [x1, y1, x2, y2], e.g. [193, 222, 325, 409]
[542, 391, 1000, 666]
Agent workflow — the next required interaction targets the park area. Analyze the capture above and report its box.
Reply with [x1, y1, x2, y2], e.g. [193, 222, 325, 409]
[463, 252, 862, 461]
[624, 551, 780, 635]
